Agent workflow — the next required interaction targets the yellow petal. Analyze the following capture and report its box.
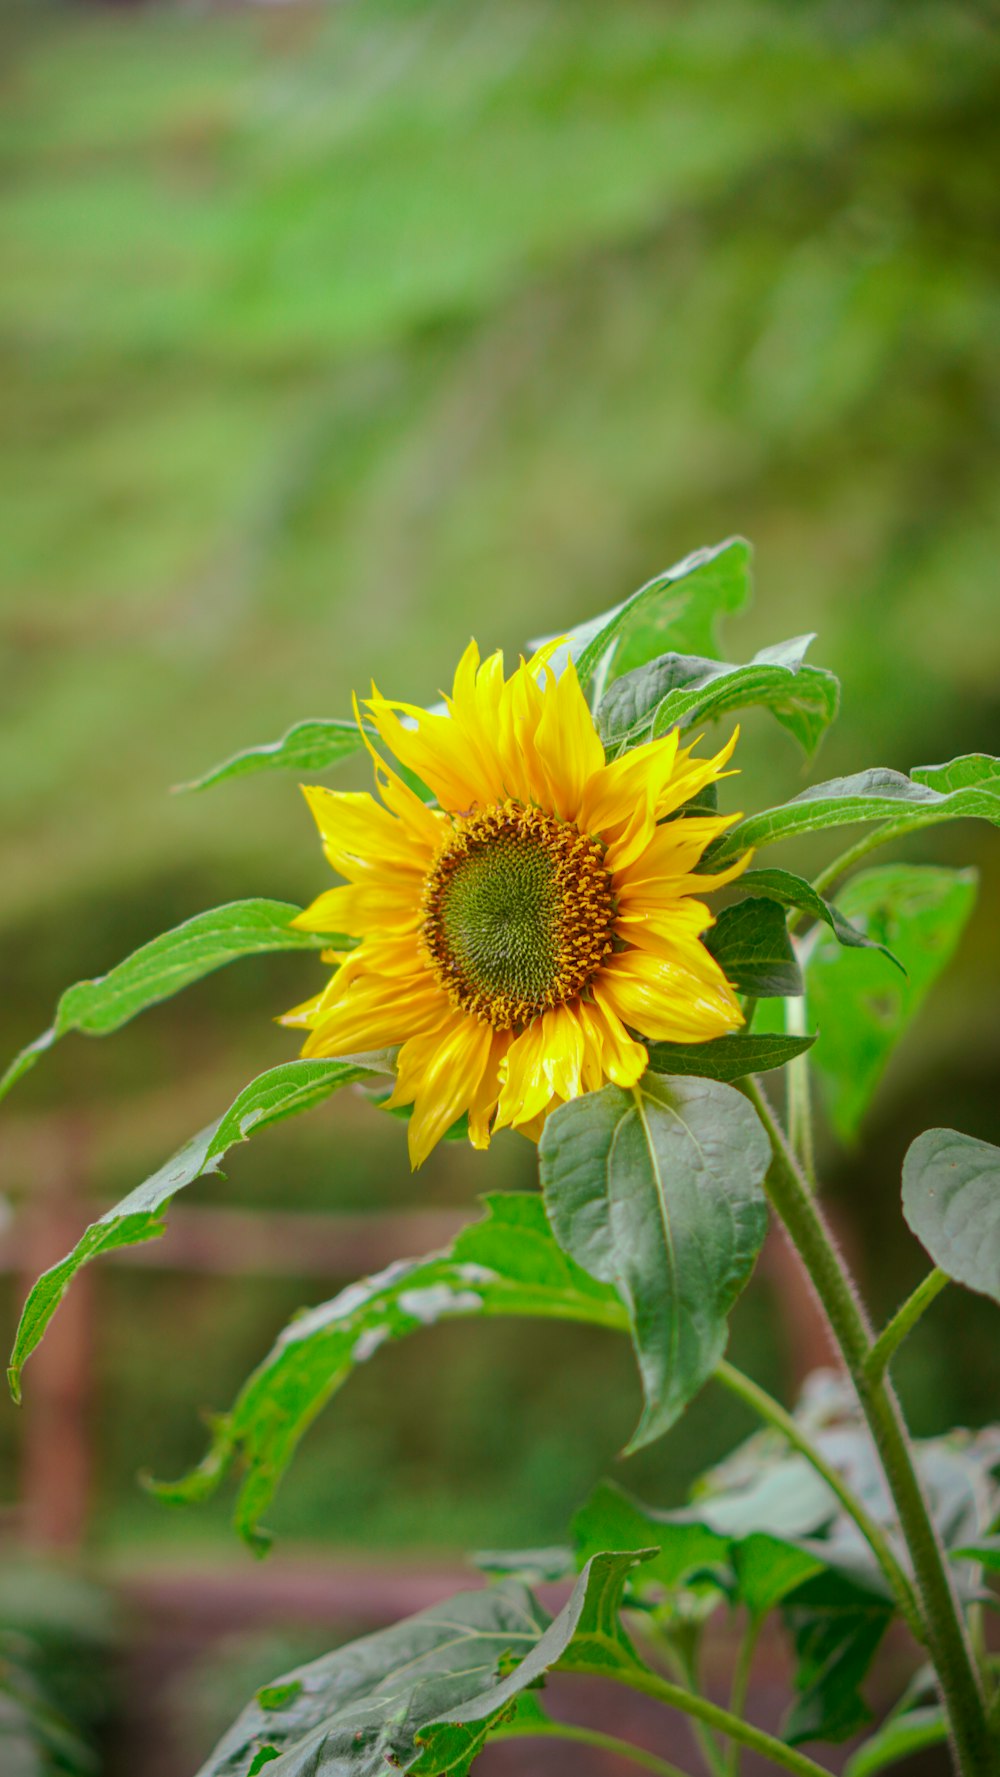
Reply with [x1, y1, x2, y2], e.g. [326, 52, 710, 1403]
[389, 1014, 498, 1169]
[301, 972, 450, 1056]
[577, 728, 680, 839]
[465, 1030, 511, 1150]
[532, 655, 605, 822]
[298, 785, 434, 879]
[655, 727, 740, 820]
[495, 1018, 558, 1130]
[599, 949, 743, 1044]
[292, 881, 422, 937]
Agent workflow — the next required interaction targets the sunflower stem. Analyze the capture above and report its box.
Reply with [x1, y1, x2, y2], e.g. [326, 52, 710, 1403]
[714, 1361, 921, 1637]
[742, 1076, 997, 1777]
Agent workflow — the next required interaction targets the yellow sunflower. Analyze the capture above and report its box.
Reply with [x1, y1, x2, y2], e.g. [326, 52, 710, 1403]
[283, 641, 748, 1167]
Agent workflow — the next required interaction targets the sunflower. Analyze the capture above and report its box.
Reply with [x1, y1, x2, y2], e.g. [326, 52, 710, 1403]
[283, 641, 747, 1167]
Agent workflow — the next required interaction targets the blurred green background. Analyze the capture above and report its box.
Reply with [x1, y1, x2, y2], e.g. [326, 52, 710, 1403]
[1, 0, 998, 1768]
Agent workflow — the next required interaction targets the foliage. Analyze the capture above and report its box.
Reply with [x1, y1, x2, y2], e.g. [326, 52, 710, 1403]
[5, 542, 1000, 1777]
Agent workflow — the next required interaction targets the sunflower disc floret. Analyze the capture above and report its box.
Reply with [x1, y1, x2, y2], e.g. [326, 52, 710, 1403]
[284, 639, 749, 1166]
[421, 801, 616, 1030]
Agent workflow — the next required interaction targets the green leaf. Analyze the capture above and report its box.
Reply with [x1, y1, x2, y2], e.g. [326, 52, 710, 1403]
[539, 1073, 770, 1448]
[709, 759, 1000, 866]
[0, 900, 335, 1105]
[704, 898, 803, 997]
[782, 1573, 893, 1745]
[153, 1194, 627, 1547]
[8, 1059, 374, 1402]
[911, 753, 1000, 811]
[643, 1032, 816, 1081]
[413, 1551, 654, 1776]
[844, 1705, 948, 1777]
[597, 635, 839, 758]
[902, 1128, 1000, 1306]
[950, 1535, 1000, 1570]
[804, 866, 977, 1142]
[179, 718, 370, 792]
[572, 1481, 825, 1621]
[193, 1578, 551, 1777]
[733, 1536, 827, 1619]
[564, 538, 751, 693]
[573, 1479, 732, 1606]
[736, 869, 904, 972]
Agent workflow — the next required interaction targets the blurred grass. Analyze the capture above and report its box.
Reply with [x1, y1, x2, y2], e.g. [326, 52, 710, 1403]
[1, 0, 999, 1566]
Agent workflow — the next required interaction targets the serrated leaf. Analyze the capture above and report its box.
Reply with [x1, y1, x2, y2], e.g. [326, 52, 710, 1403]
[597, 635, 839, 758]
[844, 1705, 948, 1777]
[539, 1074, 770, 1448]
[8, 1059, 374, 1401]
[153, 1194, 627, 1547]
[413, 1551, 654, 1775]
[704, 898, 803, 997]
[193, 1579, 551, 1777]
[782, 1573, 893, 1745]
[804, 866, 977, 1141]
[179, 719, 371, 792]
[736, 869, 904, 972]
[643, 1032, 816, 1081]
[902, 1128, 1000, 1306]
[0, 901, 338, 1105]
[710, 760, 1000, 866]
[557, 538, 750, 694]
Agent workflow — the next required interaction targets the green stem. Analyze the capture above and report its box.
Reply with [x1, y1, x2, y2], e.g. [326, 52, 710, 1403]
[714, 1361, 922, 1638]
[742, 1077, 996, 1777]
[572, 1660, 832, 1777]
[500, 1717, 690, 1777]
[867, 1270, 950, 1381]
[726, 1614, 762, 1777]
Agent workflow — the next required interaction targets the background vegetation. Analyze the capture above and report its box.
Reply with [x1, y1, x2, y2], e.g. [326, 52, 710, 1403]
[1, 0, 998, 1767]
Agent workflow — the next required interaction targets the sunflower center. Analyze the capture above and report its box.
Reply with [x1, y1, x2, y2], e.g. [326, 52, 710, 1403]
[421, 801, 615, 1030]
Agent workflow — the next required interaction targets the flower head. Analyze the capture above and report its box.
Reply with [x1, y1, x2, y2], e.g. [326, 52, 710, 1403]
[284, 641, 746, 1166]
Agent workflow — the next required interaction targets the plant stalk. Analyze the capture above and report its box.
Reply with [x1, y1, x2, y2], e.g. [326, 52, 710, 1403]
[743, 1077, 997, 1777]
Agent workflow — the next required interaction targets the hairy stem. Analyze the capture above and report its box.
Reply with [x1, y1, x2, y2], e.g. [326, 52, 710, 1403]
[501, 1716, 691, 1777]
[742, 1077, 996, 1777]
[572, 1659, 833, 1777]
[715, 1361, 922, 1637]
[866, 1270, 950, 1381]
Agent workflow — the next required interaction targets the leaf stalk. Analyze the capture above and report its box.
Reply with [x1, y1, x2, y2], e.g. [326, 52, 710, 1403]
[714, 1361, 921, 1638]
[866, 1270, 950, 1382]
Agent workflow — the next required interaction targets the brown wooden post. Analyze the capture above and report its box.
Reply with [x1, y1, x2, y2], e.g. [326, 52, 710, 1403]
[18, 1112, 94, 1550]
